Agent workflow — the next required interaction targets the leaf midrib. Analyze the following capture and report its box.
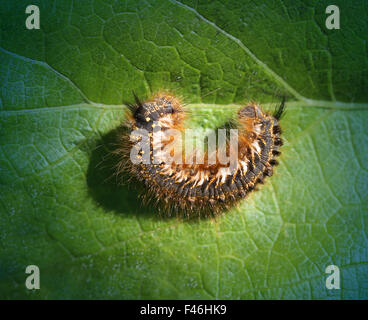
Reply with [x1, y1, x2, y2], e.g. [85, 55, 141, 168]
[1, 26, 368, 112]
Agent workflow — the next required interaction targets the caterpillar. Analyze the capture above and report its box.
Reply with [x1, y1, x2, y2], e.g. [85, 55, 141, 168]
[115, 93, 285, 216]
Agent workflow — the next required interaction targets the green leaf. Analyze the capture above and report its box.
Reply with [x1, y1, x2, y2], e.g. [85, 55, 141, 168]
[0, 0, 367, 299]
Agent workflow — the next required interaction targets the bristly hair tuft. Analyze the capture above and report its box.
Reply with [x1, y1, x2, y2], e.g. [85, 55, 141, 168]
[273, 96, 286, 120]
[124, 91, 143, 113]
[132, 91, 143, 108]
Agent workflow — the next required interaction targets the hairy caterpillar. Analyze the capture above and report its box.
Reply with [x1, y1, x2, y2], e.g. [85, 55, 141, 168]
[115, 93, 285, 216]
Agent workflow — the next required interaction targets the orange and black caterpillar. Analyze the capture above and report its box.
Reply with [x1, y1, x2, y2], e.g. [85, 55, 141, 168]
[115, 93, 285, 216]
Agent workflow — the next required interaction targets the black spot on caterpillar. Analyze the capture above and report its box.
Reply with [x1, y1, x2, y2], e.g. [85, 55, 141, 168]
[114, 93, 285, 217]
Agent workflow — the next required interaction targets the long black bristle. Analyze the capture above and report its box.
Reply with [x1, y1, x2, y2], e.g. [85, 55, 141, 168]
[124, 91, 143, 113]
[273, 96, 286, 120]
[133, 91, 143, 108]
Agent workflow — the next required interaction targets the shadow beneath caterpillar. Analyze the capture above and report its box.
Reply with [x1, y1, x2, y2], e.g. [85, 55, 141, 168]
[86, 127, 174, 221]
